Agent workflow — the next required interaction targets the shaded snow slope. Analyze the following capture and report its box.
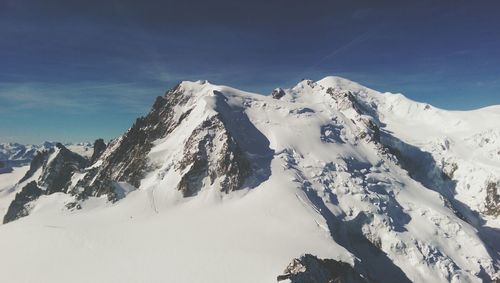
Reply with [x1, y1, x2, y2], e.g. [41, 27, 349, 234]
[0, 77, 498, 283]
[312, 77, 500, 224]
[0, 166, 30, 217]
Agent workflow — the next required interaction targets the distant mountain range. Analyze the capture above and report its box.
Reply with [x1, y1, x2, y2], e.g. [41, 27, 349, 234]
[0, 76, 498, 282]
[0, 141, 93, 170]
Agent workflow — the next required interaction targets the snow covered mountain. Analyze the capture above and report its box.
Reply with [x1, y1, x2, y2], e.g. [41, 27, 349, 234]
[0, 142, 49, 172]
[0, 141, 93, 172]
[0, 77, 498, 283]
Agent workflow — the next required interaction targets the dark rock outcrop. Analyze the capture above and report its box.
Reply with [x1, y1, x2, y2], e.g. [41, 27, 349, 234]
[40, 143, 88, 194]
[321, 124, 345, 144]
[271, 88, 286, 99]
[18, 148, 54, 183]
[72, 84, 255, 201]
[90, 138, 107, 164]
[73, 84, 194, 200]
[17, 143, 87, 191]
[361, 118, 381, 143]
[177, 115, 250, 197]
[485, 181, 499, 216]
[3, 181, 43, 224]
[325, 88, 381, 144]
[441, 161, 458, 180]
[3, 144, 89, 223]
[326, 88, 364, 114]
[277, 254, 368, 283]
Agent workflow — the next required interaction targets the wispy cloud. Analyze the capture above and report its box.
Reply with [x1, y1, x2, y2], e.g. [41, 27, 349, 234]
[298, 25, 385, 80]
[0, 81, 161, 114]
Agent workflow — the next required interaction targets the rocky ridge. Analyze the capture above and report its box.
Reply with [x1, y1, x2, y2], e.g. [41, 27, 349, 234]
[0, 77, 498, 282]
[3, 143, 95, 223]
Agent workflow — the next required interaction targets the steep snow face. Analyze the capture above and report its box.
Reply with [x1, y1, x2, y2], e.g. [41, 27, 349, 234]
[311, 77, 500, 221]
[0, 77, 499, 283]
[286, 77, 499, 213]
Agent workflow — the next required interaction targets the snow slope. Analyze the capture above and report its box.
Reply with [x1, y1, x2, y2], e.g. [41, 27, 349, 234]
[335, 77, 500, 219]
[0, 77, 498, 282]
[0, 166, 30, 217]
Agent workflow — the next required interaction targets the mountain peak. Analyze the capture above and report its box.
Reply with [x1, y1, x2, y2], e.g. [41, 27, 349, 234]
[317, 75, 363, 88]
[0, 76, 498, 282]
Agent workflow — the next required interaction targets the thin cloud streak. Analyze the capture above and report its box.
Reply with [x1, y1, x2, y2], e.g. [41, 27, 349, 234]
[298, 25, 385, 80]
[0, 81, 160, 114]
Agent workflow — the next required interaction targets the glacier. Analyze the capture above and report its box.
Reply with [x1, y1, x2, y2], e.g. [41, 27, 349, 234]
[0, 76, 498, 282]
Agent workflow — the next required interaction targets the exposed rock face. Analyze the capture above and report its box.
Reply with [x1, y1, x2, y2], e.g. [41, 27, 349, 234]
[73, 84, 253, 201]
[74, 84, 196, 200]
[3, 144, 88, 223]
[18, 148, 54, 183]
[485, 181, 499, 216]
[3, 181, 43, 224]
[360, 118, 380, 143]
[277, 254, 368, 283]
[320, 124, 345, 144]
[441, 161, 458, 180]
[271, 88, 286, 99]
[177, 115, 250, 197]
[90, 138, 107, 164]
[1, 78, 499, 282]
[324, 88, 381, 145]
[40, 143, 88, 194]
[326, 88, 364, 113]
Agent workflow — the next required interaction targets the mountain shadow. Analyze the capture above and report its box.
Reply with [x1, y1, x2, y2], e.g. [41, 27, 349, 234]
[213, 90, 274, 189]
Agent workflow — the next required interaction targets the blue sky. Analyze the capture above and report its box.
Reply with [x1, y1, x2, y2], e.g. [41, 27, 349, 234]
[1, 0, 500, 144]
